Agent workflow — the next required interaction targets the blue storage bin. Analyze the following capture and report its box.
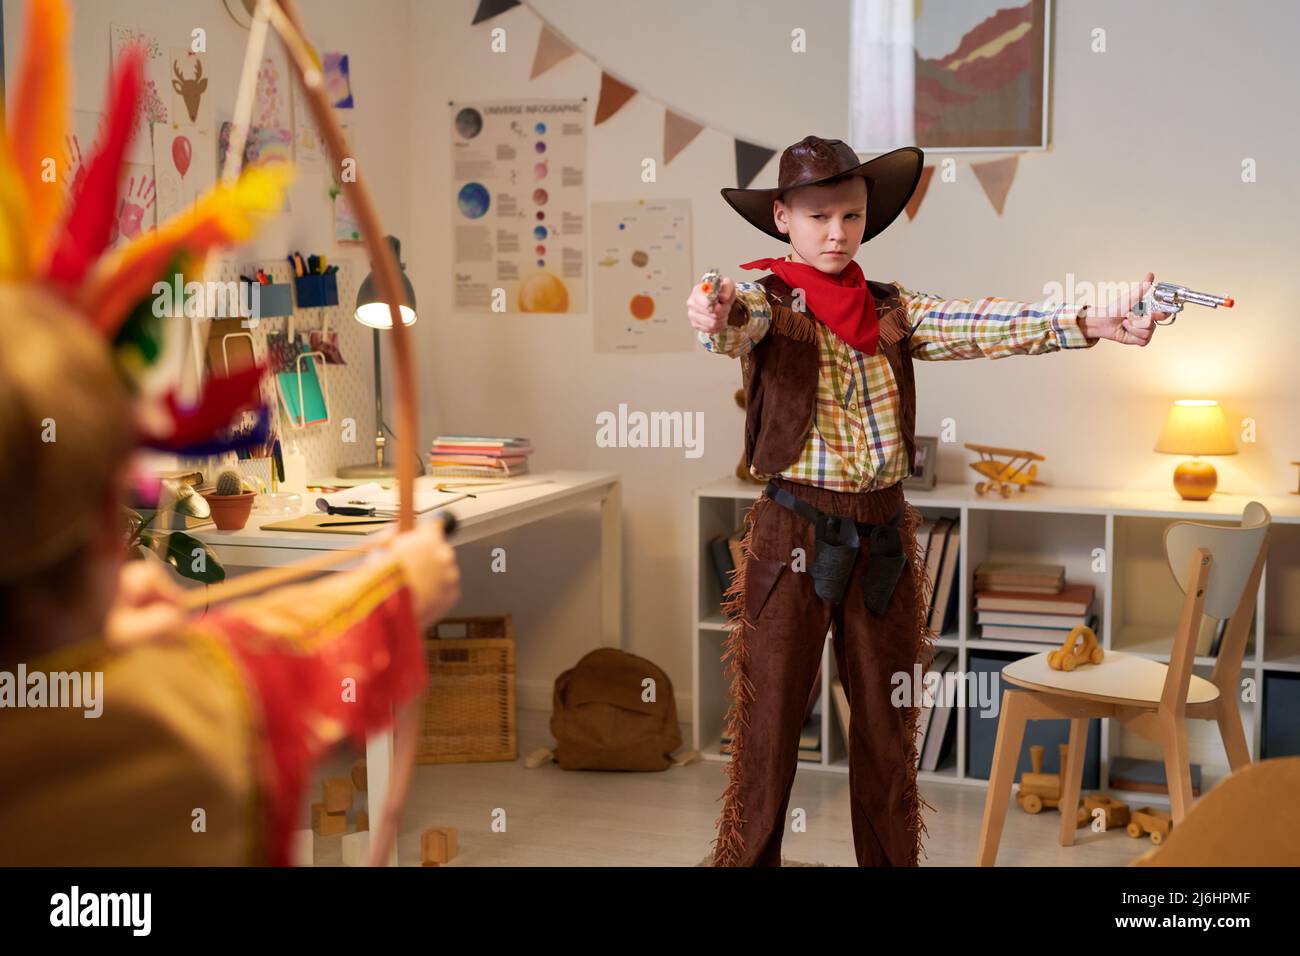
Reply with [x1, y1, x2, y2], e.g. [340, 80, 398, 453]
[1263, 672, 1300, 758]
[966, 650, 1102, 788]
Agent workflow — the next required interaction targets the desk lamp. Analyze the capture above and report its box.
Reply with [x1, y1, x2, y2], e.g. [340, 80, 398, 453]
[338, 235, 418, 480]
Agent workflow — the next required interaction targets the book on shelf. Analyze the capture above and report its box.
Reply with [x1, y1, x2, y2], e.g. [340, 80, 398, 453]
[929, 523, 961, 634]
[917, 649, 959, 771]
[798, 712, 822, 762]
[726, 528, 745, 576]
[975, 582, 1095, 616]
[1109, 755, 1202, 797]
[974, 560, 1064, 593]
[915, 516, 961, 635]
[831, 678, 850, 747]
[708, 535, 736, 598]
[979, 613, 1099, 644]
[914, 648, 955, 761]
[977, 609, 1095, 628]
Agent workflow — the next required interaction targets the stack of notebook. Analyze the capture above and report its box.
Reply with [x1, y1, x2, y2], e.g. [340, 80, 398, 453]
[427, 435, 532, 479]
[974, 561, 1097, 643]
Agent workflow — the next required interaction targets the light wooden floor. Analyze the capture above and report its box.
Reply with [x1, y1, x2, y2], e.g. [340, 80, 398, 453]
[312, 709, 1152, 867]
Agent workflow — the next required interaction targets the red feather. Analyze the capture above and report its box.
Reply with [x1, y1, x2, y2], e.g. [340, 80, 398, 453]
[144, 362, 269, 450]
[43, 44, 144, 286]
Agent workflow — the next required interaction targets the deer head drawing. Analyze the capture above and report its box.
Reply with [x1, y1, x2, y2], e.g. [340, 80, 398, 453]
[172, 59, 207, 123]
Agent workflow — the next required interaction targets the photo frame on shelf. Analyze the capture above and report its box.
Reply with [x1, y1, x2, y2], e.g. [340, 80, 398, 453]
[904, 435, 939, 490]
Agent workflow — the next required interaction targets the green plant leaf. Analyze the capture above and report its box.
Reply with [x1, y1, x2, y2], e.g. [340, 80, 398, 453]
[164, 532, 226, 584]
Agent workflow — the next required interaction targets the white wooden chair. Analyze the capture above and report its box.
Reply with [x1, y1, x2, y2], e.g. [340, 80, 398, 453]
[976, 501, 1271, 866]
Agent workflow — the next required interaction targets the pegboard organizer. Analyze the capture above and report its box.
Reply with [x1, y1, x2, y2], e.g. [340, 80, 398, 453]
[200, 257, 378, 487]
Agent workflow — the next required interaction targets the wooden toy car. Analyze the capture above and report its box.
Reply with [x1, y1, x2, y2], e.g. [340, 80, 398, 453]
[1015, 743, 1081, 819]
[1082, 793, 1131, 830]
[1126, 806, 1173, 845]
[964, 443, 1046, 498]
[1048, 624, 1105, 671]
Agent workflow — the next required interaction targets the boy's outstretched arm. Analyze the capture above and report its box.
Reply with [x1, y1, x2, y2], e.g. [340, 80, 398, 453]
[688, 275, 773, 358]
[903, 271, 1162, 361]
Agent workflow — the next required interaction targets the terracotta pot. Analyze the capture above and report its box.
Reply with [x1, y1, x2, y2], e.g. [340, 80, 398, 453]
[201, 490, 257, 530]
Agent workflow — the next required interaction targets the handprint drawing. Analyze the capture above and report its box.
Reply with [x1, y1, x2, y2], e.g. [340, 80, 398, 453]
[110, 173, 157, 244]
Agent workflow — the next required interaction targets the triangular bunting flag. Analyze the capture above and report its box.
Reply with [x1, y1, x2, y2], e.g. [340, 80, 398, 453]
[530, 25, 575, 79]
[663, 110, 703, 165]
[472, 0, 521, 25]
[971, 156, 1019, 217]
[904, 165, 935, 221]
[734, 139, 776, 189]
[594, 71, 637, 125]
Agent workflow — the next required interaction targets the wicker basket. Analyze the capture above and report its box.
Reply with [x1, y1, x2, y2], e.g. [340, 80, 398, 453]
[418, 615, 517, 764]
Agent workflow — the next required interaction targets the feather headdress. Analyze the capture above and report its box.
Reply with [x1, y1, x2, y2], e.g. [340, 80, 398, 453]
[2, 0, 292, 456]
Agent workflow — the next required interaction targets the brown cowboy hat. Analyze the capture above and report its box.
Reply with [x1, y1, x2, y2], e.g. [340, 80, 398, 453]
[721, 136, 924, 244]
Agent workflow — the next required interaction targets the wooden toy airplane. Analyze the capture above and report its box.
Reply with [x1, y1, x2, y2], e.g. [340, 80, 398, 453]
[963, 443, 1046, 497]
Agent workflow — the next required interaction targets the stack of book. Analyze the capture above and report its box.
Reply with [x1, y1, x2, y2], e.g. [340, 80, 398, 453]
[974, 561, 1097, 643]
[427, 435, 532, 479]
[918, 517, 961, 636]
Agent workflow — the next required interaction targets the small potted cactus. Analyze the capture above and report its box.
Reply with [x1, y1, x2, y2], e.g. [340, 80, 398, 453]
[201, 468, 257, 530]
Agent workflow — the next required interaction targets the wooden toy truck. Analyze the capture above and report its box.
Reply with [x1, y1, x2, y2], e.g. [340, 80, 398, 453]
[1127, 806, 1174, 845]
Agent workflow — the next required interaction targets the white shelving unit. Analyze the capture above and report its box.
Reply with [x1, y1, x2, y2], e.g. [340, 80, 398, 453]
[692, 476, 1300, 806]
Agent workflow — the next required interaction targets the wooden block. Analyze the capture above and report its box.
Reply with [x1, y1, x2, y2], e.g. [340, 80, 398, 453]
[341, 830, 369, 867]
[322, 777, 353, 814]
[291, 829, 314, 867]
[318, 810, 348, 836]
[420, 826, 459, 864]
[355, 810, 369, 832]
[351, 759, 367, 792]
[311, 802, 324, 829]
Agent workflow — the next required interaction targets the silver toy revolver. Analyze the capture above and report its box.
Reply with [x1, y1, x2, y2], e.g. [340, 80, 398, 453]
[1133, 282, 1234, 325]
[700, 268, 722, 309]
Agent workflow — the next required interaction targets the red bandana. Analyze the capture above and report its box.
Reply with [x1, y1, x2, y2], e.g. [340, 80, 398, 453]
[739, 256, 879, 354]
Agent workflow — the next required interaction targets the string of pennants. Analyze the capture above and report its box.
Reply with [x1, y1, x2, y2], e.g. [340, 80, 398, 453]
[473, 0, 1024, 219]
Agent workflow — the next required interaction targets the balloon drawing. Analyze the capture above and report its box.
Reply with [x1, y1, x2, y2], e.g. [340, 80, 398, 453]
[172, 134, 192, 178]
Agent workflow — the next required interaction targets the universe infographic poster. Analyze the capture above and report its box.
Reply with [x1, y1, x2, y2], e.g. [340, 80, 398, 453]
[450, 99, 588, 313]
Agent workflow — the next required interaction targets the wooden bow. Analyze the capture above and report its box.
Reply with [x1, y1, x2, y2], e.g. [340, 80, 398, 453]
[182, 0, 424, 867]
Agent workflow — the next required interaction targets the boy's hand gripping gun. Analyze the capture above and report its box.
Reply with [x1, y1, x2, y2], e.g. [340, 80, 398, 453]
[1133, 282, 1234, 325]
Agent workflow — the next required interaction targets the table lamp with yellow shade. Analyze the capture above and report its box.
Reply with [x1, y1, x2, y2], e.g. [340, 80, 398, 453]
[1154, 400, 1237, 500]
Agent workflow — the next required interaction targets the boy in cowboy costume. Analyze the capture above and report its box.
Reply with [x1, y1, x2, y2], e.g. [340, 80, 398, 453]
[688, 135, 1164, 867]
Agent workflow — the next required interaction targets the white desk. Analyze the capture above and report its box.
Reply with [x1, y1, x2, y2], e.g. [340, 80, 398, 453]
[190, 470, 623, 864]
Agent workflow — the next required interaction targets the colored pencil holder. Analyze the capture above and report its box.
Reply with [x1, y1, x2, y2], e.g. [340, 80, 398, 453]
[294, 272, 340, 309]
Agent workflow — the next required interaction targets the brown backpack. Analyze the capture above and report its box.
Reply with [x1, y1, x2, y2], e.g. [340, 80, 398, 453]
[550, 648, 683, 771]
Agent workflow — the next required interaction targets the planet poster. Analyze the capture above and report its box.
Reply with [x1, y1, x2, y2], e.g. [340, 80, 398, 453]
[450, 99, 587, 313]
[591, 199, 693, 353]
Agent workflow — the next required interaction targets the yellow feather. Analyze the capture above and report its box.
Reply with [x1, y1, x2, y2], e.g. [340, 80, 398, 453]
[0, 128, 33, 279]
[10, 0, 70, 268]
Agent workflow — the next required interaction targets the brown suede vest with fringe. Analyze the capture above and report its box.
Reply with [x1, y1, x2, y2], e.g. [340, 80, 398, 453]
[733, 272, 917, 482]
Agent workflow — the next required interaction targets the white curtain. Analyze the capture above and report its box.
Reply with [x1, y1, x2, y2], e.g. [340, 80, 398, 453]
[848, 0, 916, 153]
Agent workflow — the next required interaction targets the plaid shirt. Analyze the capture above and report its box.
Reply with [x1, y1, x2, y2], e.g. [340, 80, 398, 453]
[699, 270, 1099, 492]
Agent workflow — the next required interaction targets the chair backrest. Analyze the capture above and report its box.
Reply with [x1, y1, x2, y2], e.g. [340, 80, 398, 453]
[1160, 502, 1270, 709]
[1130, 756, 1300, 865]
[1164, 501, 1270, 620]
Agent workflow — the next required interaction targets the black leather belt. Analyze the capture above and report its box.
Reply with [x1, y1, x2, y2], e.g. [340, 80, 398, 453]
[763, 480, 908, 614]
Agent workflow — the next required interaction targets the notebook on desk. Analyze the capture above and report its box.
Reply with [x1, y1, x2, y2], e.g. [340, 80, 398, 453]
[258, 513, 391, 535]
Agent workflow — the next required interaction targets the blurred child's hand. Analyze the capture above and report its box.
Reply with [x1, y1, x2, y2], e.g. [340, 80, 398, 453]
[687, 275, 736, 334]
[105, 560, 186, 649]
